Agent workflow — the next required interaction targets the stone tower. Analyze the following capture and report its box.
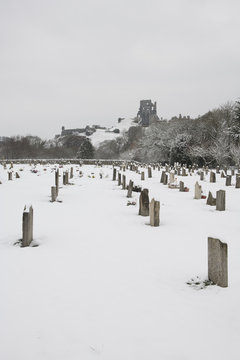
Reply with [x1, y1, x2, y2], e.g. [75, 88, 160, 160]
[137, 100, 157, 127]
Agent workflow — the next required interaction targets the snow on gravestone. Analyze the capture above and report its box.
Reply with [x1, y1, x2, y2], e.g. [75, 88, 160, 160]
[22, 205, 33, 247]
[208, 237, 228, 287]
[194, 182, 202, 199]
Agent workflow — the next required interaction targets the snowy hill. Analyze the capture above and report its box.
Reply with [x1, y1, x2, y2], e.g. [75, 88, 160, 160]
[89, 118, 137, 148]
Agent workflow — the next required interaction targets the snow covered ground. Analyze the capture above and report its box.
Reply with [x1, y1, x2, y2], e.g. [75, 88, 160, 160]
[0, 163, 240, 360]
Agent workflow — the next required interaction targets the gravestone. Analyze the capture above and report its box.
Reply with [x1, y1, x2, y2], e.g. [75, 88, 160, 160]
[139, 189, 149, 216]
[141, 172, 145, 180]
[206, 191, 216, 206]
[235, 175, 240, 188]
[149, 198, 160, 226]
[22, 206, 33, 247]
[148, 167, 152, 178]
[216, 190, 225, 211]
[200, 171, 204, 181]
[179, 181, 185, 192]
[225, 175, 231, 186]
[118, 173, 121, 186]
[127, 180, 134, 198]
[194, 181, 202, 199]
[160, 171, 165, 183]
[112, 168, 116, 181]
[8, 172, 12, 181]
[122, 175, 126, 190]
[208, 237, 228, 287]
[55, 169, 59, 196]
[163, 173, 168, 185]
[169, 172, 175, 184]
[70, 167, 73, 179]
[210, 171, 216, 183]
[16, 172, 20, 179]
[51, 186, 57, 202]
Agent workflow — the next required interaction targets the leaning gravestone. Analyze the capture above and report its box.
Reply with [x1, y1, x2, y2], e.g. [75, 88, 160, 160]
[139, 189, 149, 216]
[149, 198, 160, 226]
[194, 181, 202, 199]
[22, 205, 33, 247]
[208, 237, 228, 287]
[206, 191, 216, 206]
[216, 190, 225, 211]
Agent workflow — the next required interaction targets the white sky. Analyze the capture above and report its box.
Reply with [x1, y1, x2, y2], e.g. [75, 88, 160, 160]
[0, 0, 240, 139]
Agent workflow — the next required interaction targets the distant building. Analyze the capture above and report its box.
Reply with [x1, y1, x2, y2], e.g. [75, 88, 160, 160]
[137, 100, 157, 127]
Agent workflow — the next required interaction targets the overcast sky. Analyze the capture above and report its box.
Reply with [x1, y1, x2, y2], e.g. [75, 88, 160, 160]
[0, 0, 240, 139]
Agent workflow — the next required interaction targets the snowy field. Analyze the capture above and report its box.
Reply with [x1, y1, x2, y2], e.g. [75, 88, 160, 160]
[0, 163, 240, 360]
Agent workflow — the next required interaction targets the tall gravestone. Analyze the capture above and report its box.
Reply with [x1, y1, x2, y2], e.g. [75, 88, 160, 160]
[216, 190, 225, 211]
[210, 171, 216, 183]
[127, 180, 134, 198]
[139, 189, 149, 216]
[194, 182, 202, 199]
[149, 198, 160, 226]
[208, 237, 228, 287]
[22, 206, 33, 247]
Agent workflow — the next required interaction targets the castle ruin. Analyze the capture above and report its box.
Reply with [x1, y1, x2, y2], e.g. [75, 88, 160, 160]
[137, 100, 157, 127]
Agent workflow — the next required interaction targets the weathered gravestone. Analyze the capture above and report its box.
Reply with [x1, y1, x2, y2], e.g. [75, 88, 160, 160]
[122, 175, 126, 190]
[112, 168, 116, 181]
[169, 172, 175, 185]
[148, 167, 152, 178]
[139, 189, 149, 216]
[216, 190, 225, 211]
[208, 237, 228, 287]
[55, 169, 59, 196]
[236, 174, 240, 188]
[225, 175, 231, 186]
[206, 191, 216, 206]
[51, 186, 57, 202]
[200, 171, 204, 181]
[127, 180, 134, 198]
[194, 181, 202, 199]
[118, 172, 121, 186]
[163, 173, 168, 185]
[179, 181, 185, 192]
[70, 167, 73, 179]
[141, 172, 145, 181]
[210, 171, 216, 183]
[22, 205, 33, 247]
[149, 198, 160, 226]
[8, 172, 12, 181]
[160, 171, 165, 183]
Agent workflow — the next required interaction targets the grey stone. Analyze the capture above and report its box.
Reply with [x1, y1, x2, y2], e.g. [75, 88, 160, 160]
[179, 181, 185, 192]
[127, 180, 133, 198]
[216, 190, 225, 211]
[208, 237, 228, 287]
[139, 189, 149, 216]
[22, 206, 33, 247]
[210, 171, 216, 183]
[149, 198, 160, 226]
[206, 191, 216, 206]
[194, 181, 202, 199]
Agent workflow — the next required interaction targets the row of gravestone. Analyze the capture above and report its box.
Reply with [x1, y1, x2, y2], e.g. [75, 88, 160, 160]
[113, 166, 228, 288]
